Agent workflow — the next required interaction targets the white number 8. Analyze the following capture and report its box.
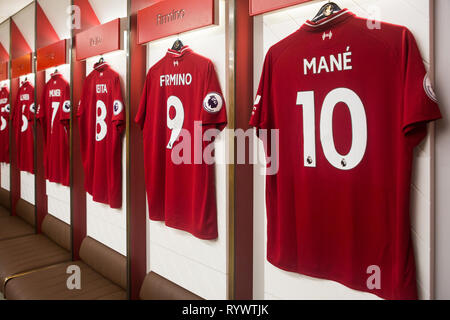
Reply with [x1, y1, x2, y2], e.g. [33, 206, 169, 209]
[96, 100, 107, 141]
[297, 88, 367, 170]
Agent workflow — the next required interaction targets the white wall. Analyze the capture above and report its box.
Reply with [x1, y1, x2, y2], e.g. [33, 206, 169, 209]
[0, 22, 9, 192]
[37, 0, 72, 223]
[434, 0, 450, 300]
[145, 0, 229, 300]
[11, 3, 35, 52]
[0, 21, 10, 53]
[18, 73, 35, 205]
[253, 0, 433, 300]
[13, 5, 35, 205]
[85, 50, 127, 255]
[88, 0, 127, 24]
[44, 65, 71, 224]
[0, 79, 10, 191]
[38, 0, 71, 40]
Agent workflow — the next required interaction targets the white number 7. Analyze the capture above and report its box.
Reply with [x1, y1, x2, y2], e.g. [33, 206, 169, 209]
[51, 101, 60, 133]
[297, 88, 367, 171]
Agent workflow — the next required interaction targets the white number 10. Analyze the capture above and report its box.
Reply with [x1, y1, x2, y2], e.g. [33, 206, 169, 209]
[297, 88, 367, 171]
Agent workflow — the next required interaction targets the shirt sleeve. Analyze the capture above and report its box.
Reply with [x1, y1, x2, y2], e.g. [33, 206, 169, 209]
[2, 89, 10, 120]
[60, 81, 71, 128]
[37, 86, 45, 122]
[37, 85, 47, 141]
[401, 28, 441, 143]
[112, 75, 125, 131]
[77, 79, 88, 118]
[200, 61, 227, 131]
[4, 94, 10, 121]
[250, 50, 272, 130]
[27, 100, 36, 122]
[135, 72, 150, 130]
[12, 88, 20, 123]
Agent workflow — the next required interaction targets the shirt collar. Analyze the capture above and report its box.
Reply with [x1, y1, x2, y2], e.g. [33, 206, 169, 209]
[167, 45, 192, 59]
[94, 61, 110, 72]
[302, 9, 355, 32]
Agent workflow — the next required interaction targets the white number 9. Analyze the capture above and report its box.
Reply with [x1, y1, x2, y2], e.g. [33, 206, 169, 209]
[166, 96, 184, 149]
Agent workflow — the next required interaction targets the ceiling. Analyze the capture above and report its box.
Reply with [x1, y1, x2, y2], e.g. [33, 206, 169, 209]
[0, 0, 33, 24]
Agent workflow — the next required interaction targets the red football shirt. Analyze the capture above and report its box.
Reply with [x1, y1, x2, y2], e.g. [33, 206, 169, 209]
[13, 81, 35, 174]
[78, 63, 125, 209]
[136, 46, 227, 240]
[0, 86, 10, 163]
[37, 73, 71, 186]
[250, 10, 441, 300]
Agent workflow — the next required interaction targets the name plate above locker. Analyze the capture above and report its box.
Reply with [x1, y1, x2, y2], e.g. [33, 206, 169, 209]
[249, 0, 312, 16]
[11, 53, 32, 79]
[137, 0, 218, 44]
[37, 39, 68, 72]
[0, 61, 7, 81]
[75, 19, 121, 61]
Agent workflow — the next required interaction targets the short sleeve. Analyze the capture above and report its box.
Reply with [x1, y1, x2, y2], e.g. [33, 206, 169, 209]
[27, 100, 36, 122]
[37, 92, 45, 121]
[401, 28, 441, 138]
[60, 81, 71, 125]
[37, 86, 47, 140]
[111, 75, 125, 127]
[135, 73, 149, 130]
[3, 95, 10, 120]
[4, 102, 10, 120]
[77, 80, 88, 117]
[12, 90, 20, 122]
[200, 61, 227, 131]
[2, 89, 10, 120]
[250, 50, 272, 130]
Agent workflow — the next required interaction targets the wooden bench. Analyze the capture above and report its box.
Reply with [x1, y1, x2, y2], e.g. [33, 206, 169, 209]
[4, 237, 127, 300]
[0, 214, 71, 294]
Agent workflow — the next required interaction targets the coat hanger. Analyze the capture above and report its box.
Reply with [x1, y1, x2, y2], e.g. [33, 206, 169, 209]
[171, 35, 184, 52]
[98, 56, 104, 64]
[311, 1, 342, 23]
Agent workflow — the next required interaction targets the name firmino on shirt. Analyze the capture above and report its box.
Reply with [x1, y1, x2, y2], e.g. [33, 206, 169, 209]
[303, 47, 353, 75]
[49, 89, 61, 97]
[0, 98, 7, 104]
[160, 73, 192, 87]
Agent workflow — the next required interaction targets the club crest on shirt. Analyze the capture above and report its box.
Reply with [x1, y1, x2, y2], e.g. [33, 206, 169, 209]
[322, 31, 333, 40]
[203, 92, 223, 114]
[423, 74, 438, 103]
[63, 100, 71, 113]
[113, 100, 123, 116]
